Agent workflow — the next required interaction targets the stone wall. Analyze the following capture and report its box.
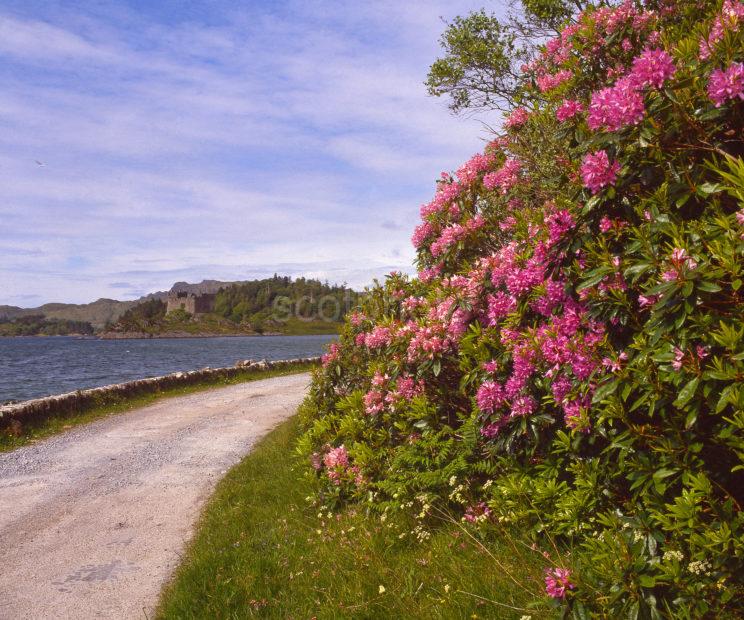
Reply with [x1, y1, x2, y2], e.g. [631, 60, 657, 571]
[0, 357, 319, 435]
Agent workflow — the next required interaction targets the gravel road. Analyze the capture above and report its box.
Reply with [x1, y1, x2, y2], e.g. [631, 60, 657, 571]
[0, 372, 310, 620]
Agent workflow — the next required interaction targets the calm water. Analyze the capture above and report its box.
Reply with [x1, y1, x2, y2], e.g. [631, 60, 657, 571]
[0, 335, 336, 403]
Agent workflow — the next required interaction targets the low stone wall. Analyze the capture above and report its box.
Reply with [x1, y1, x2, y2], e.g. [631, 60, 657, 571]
[0, 357, 319, 435]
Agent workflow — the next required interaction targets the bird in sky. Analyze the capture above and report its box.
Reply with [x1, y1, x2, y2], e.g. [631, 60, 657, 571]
[35, 160, 46, 167]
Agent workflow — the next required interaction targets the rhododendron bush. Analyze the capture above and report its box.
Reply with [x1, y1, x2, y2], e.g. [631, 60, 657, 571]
[299, 1, 744, 616]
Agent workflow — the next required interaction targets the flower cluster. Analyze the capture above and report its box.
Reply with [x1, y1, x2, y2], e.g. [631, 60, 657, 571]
[708, 62, 744, 107]
[580, 150, 621, 193]
[545, 567, 575, 599]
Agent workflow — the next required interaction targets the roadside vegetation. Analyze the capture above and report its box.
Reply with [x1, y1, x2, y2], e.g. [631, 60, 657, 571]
[300, 0, 744, 617]
[157, 416, 548, 620]
[0, 363, 316, 452]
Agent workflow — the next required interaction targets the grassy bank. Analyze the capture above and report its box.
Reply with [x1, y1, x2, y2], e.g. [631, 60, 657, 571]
[0, 363, 316, 453]
[157, 417, 549, 619]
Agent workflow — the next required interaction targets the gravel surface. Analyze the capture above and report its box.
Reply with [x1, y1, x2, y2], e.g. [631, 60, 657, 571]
[0, 373, 310, 619]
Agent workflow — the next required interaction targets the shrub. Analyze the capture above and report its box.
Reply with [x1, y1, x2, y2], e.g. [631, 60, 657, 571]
[300, 1, 744, 616]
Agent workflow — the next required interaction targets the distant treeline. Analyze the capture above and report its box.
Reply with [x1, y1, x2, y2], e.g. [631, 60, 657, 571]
[0, 315, 95, 336]
[111, 276, 361, 334]
[213, 276, 359, 324]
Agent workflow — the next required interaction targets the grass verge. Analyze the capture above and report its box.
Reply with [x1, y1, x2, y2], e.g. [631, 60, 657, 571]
[157, 417, 549, 619]
[0, 363, 315, 452]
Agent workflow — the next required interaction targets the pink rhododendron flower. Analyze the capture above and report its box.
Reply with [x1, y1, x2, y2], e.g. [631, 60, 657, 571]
[563, 396, 590, 431]
[411, 221, 435, 249]
[588, 78, 645, 132]
[486, 291, 517, 325]
[504, 107, 530, 128]
[537, 69, 573, 92]
[708, 62, 744, 107]
[638, 294, 658, 308]
[481, 418, 507, 438]
[482, 360, 499, 373]
[510, 395, 536, 417]
[545, 567, 575, 599]
[629, 48, 676, 89]
[456, 152, 496, 185]
[672, 347, 685, 371]
[581, 150, 621, 193]
[476, 380, 505, 413]
[556, 99, 584, 122]
[364, 389, 385, 415]
[322, 342, 341, 366]
[324, 445, 349, 469]
[483, 159, 523, 194]
[700, 0, 744, 59]
[365, 325, 393, 348]
[546, 210, 575, 245]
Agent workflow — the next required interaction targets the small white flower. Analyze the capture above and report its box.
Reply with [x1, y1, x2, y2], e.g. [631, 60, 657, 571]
[379, 585, 386, 594]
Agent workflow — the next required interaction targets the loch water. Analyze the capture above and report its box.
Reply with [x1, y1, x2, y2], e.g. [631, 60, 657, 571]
[0, 334, 336, 403]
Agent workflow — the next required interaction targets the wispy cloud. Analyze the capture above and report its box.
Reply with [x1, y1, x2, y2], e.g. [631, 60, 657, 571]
[0, 0, 496, 305]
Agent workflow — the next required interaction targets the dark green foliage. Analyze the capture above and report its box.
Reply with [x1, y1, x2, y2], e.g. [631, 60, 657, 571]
[0, 314, 94, 336]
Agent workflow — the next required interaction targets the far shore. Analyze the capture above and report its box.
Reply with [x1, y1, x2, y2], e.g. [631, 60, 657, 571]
[1, 330, 339, 340]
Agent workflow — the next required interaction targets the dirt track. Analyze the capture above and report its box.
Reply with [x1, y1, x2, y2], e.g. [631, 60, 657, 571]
[0, 373, 310, 619]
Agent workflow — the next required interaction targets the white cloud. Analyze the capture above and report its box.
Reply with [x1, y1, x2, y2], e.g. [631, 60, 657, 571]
[0, 0, 494, 305]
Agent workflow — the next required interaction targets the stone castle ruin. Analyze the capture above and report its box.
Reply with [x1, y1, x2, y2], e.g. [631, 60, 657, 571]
[166, 291, 215, 316]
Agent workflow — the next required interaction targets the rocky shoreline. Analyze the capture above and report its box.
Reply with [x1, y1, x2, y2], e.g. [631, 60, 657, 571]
[0, 357, 319, 435]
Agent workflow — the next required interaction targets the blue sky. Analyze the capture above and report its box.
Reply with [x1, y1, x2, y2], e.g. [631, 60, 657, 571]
[0, 0, 498, 305]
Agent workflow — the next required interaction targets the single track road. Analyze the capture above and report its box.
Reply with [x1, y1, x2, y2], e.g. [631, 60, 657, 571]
[0, 372, 310, 619]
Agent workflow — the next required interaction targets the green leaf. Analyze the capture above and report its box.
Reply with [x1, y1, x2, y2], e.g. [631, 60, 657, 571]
[697, 281, 722, 293]
[638, 575, 656, 588]
[674, 377, 699, 408]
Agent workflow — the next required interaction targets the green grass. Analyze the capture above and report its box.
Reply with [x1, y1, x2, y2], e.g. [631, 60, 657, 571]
[157, 418, 550, 619]
[0, 363, 316, 453]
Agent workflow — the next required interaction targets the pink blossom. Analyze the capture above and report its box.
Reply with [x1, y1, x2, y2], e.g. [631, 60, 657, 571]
[563, 396, 590, 431]
[412, 221, 435, 249]
[588, 78, 645, 132]
[556, 99, 584, 122]
[536, 69, 573, 92]
[672, 347, 685, 371]
[456, 152, 496, 185]
[482, 360, 499, 373]
[364, 389, 385, 415]
[708, 62, 744, 107]
[545, 567, 575, 599]
[629, 49, 676, 89]
[504, 107, 530, 129]
[321, 342, 341, 366]
[486, 291, 517, 325]
[700, 0, 744, 60]
[581, 150, 621, 193]
[481, 419, 507, 438]
[510, 395, 536, 417]
[546, 210, 575, 245]
[365, 325, 393, 348]
[476, 381, 505, 413]
[638, 294, 657, 308]
[324, 445, 349, 469]
[483, 159, 523, 194]
[737, 209, 744, 226]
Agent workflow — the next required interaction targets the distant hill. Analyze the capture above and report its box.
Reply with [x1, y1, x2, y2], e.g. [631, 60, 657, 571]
[2, 278, 360, 334]
[0, 298, 145, 330]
